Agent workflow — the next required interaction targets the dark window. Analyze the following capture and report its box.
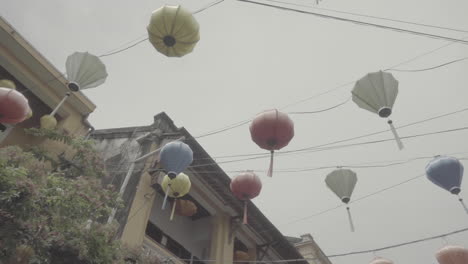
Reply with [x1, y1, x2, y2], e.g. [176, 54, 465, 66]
[146, 221, 163, 243]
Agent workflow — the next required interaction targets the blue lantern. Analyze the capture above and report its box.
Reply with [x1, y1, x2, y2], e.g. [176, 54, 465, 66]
[426, 156, 467, 214]
[159, 141, 193, 179]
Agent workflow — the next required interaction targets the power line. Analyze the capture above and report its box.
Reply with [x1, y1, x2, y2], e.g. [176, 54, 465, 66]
[256, 173, 425, 233]
[389, 57, 468, 72]
[187, 124, 468, 168]
[168, 226, 468, 262]
[287, 97, 351, 114]
[327, 226, 468, 258]
[196, 105, 468, 161]
[259, 0, 468, 34]
[237, 0, 468, 45]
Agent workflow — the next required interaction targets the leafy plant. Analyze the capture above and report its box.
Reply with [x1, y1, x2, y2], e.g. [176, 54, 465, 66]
[0, 129, 159, 264]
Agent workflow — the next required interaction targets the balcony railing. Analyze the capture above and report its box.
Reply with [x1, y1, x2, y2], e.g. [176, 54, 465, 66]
[142, 236, 186, 264]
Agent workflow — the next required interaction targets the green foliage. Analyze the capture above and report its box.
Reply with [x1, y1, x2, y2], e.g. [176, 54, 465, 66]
[0, 130, 156, 264]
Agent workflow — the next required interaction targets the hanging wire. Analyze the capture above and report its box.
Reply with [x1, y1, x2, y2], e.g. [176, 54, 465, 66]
[287, 97, 351, 114]
[326, 226, 468, 258]
[156, 227, 468, 262]
[258, 0, 468, 33]
[236, 0, 468, 45]
[388, 57, 468, 72]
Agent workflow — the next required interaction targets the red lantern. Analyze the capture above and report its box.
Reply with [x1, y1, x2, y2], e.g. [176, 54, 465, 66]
[436, 245, 468, 264]
[250, 109, 294, 177]
[0, 87, 30, 124]
[230, 172, 262, 224]
[174, 199, 198, 217]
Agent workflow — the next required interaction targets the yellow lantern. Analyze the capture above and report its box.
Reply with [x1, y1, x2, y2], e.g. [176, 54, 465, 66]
[40, 115, 57, 130]
[24, 108, 33, 120]
[147, 5, 200, 57]
[0, 79, 16, 89]
[161, 173, 191, 220]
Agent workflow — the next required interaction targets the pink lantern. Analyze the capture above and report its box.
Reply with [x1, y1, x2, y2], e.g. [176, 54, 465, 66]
[0, 87, 29, 124]
[436, 245, 468, 264]
[230, 172, 262, 224]
[250, 109, 294, 177]
[369, 258, 394, 264]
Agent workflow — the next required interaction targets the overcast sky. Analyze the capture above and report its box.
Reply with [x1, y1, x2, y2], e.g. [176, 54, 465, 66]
[2, 0, 468, 263]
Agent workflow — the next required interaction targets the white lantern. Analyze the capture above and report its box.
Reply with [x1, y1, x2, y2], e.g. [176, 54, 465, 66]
[45, 52, 108, 129]
[325, 169, 358, 232]
[352, 71, 404, 150]
[65, 52, 108, 92]
[147, 5, 200, 57]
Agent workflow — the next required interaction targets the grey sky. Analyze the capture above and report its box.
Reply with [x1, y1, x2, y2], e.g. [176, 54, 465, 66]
[2, 0, 468, 263]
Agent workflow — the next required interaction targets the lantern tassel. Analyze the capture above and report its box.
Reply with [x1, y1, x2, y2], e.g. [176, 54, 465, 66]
[458, 196, 468, 214]
[388, 120, 404, 150]
[346, 207, 355, 232]
[267, 150, 274, 177]
[243, 200, 248, 225]
[162, 185, 171, 210]
[170, 200, 177, 221]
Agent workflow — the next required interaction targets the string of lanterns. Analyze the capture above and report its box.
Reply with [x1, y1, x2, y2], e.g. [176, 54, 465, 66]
[2, 3, 467, 263]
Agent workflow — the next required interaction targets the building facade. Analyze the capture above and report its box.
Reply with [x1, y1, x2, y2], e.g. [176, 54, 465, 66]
[286, 234, 332, 264]
[0, 17, 94, 150]
[92, 112, 309, 264]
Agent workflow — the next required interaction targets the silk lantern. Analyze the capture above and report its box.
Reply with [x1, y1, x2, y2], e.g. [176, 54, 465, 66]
[436, 245, 468, 264]
[66, 52, 108, 92]
[230, 171, 262, 224]
[325, 169, 358, 232]
[250, 109, 294, 177]
[369, 257, 394, 264]
[161, 173, 191, 220]
[0, 81, 30, 124]
[159, 141, 193, 179]
[44, 52, 108, 129]
[426, 156, 467, 214]
[174, 199, 198, 217]
[147, 5, 200, 57]
[352, 71, 404, 150]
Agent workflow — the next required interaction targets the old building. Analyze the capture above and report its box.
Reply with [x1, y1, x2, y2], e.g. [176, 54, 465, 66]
[286, 234, 332, 264]
[0, 17, 94, 149]
[92, 112, 309, 264]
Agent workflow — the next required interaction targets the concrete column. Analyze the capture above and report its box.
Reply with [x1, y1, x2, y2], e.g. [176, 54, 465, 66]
[120, 171, 156, 248]
[120, 142, 160, 248]
[210, 213, 234, 264]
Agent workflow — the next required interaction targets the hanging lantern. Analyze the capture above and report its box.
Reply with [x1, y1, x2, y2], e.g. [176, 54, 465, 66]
[369, 257, 394, 264]
[40, 115, 58, 130]
[65, 52, 108, 92]
[45, 52, 108, 124]
[234, 250, 250, 264]
[426, 156, 467, 214]
[436, 245, 468, 264]
[147, 5, 200, 57]
[0, 81, 30, 124]
[24, 108, 33, 120]
[352, 71, 404, 150]
[161, 173, 191, 220]
[174, 199, 198, 217]
[159, 141, 193, 179]
[230, 171, 262, 224]
[325, 169, 358, 232]
[250, 109, 294, 177]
